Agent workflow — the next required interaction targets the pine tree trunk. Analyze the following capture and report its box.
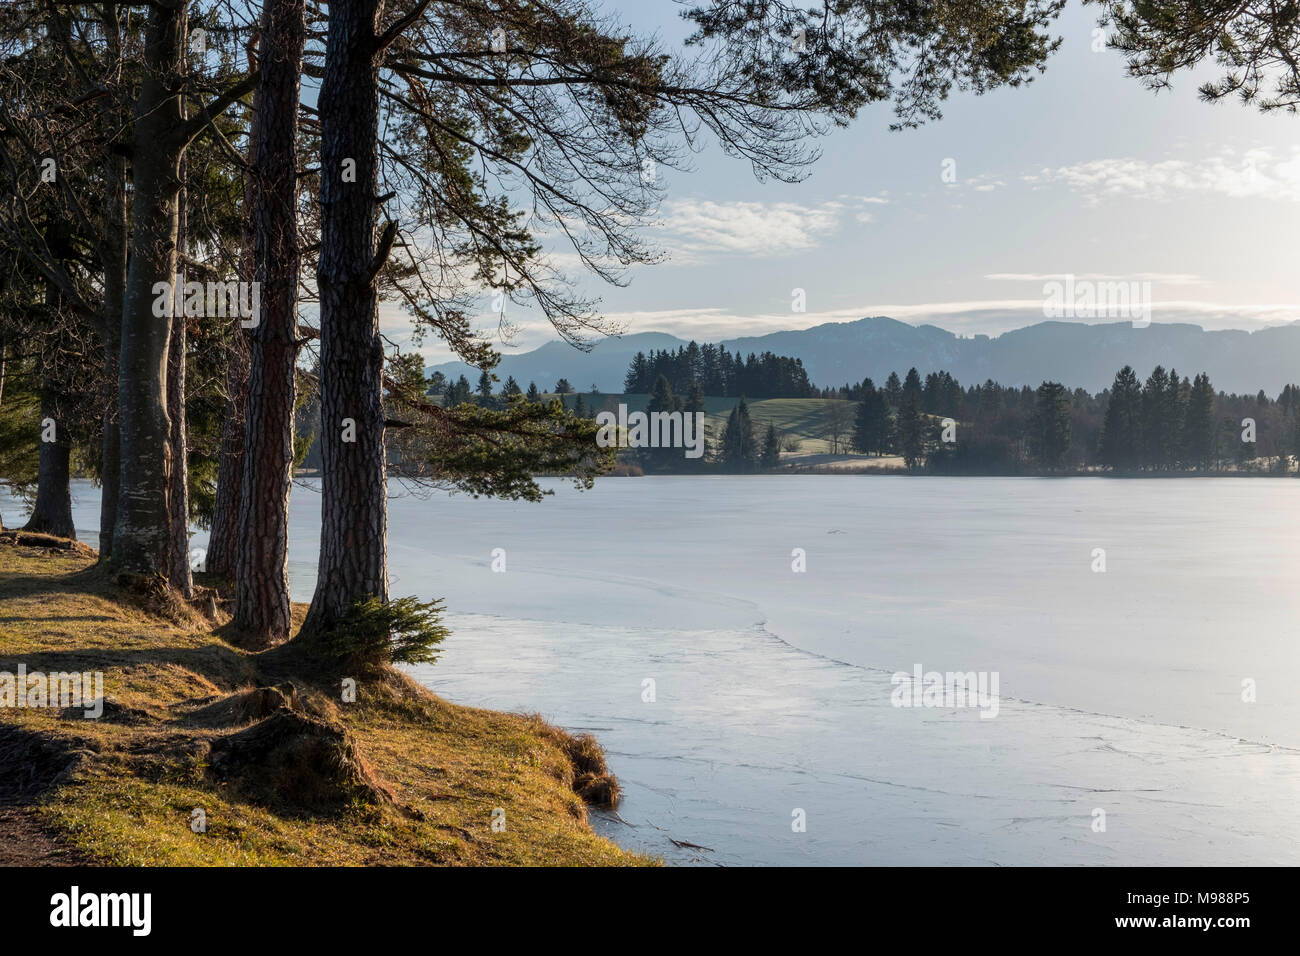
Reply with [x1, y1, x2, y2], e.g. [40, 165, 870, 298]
[96, 7, 128, 563]
[302, 0, 389, 637]
[25, 278, 75, 539]
[98, 172, 124, 558]
[24, 383, 75, 540]
[207, 337, 248, 577]
[0, 339, 5, 534]
[207, 41, 260, 581]
[113, 1, 188, 575]
[234, 0, 304, 646]
[167, 160, 193, 597]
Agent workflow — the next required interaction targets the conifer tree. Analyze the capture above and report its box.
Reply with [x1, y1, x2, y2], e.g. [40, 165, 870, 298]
[884, 371, 903, 409]
[760, 421, 781, 469]
[721, 397, 757, 472]
[853, 379, 889, 455]
[1184, 373, 1216, 470]
[1099, 366, 1143, 471]
[1032, 381, 1071, 470]
[644, 374, 681, 470]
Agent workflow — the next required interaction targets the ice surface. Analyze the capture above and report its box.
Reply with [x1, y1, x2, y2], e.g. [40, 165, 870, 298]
[13, 477, 1300, 865]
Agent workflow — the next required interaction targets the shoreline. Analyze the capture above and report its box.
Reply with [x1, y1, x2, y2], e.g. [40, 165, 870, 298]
[0, 541, 650, 867]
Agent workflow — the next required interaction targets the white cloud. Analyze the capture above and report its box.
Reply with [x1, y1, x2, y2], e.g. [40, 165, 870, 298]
[1023, 148, 1300, 203]
[658, 198, 845, 259]
[845, 193, 891, 222]
[985, 272, 1207, 286]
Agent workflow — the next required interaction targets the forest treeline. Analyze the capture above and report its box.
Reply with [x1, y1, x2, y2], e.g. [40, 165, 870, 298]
[719, 366, 1300, 475]
[622, 342, 818, 399]
[309, 360, 1300, 476]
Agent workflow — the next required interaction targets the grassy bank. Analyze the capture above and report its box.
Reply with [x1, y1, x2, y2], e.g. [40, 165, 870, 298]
[0, 537, 651, 866]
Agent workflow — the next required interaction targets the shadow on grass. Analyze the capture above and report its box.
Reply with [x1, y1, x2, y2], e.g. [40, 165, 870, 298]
[0, 554, 259, 692]
[1, 644, 258, 693]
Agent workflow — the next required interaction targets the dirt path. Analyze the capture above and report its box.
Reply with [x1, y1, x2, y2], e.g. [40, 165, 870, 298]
[0, 806, 88, 866]
[0, 725, 93, 867]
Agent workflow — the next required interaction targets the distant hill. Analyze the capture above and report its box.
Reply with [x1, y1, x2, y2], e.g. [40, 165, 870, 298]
[426, 331, 684, 395]
[426, 317, 1300, 395]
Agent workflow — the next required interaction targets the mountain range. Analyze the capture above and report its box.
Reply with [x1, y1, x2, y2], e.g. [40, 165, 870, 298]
[425, 316, 1300, 396]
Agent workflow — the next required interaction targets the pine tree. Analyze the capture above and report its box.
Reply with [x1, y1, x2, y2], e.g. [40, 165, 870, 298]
[444, 374, 472, 406]
[874, 392, 893, 454]
[648, 374, 677, 414]
[721, 397, 757, 472]
[644, 374, 681, 470]
[897, 394, 926, 470]
[760, 421, 781, 468]
[526, 381, 540, 402]
[1290, 406, 1300, 475]
[625, 352, 648, 392]
[885, 369, 926, 468]
[1164, 368, 1185, 467]
[683, 381, 705, 415]
[1141, 366, 1169, 469]
[234, 0, 308, 642]
[884, 371, 903, 409]
[1099, 366, 1143, 471]
[1184, 373, 1216, 470]
[1032, 381, 1071, 470]
[852, 379, 888, 455]
[853, 394, 873, 453]
[902, 368, 923, 407]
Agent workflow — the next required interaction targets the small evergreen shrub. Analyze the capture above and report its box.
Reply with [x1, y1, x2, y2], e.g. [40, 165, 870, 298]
[320, 595, 450, 670]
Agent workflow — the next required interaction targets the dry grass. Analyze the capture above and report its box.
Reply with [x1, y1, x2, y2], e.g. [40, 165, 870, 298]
[0, 541, 653, 866]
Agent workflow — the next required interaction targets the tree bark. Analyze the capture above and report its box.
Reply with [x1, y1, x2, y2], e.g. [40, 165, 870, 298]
[167, 155, 193, 597]
[234, 0, 304, 645]
[98, 156, 125, 559]
[0, 339, 5, 533]
[207, 39, 260, 581]
[95, 1, 127, 562]
[24, 277, 75, 539]
[25, 290, 75, 542]
[302, 0, 389, 637]
[112, 0, 188, 574]
[23, 392, 75, 539]
[207, 334, 249, 577]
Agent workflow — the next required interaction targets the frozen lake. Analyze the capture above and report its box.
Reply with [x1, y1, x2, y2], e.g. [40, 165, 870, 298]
[11, 476, 1300, 865]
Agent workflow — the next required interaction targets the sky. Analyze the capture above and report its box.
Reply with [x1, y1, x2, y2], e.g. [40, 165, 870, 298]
[393, 0, 1300, 364]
